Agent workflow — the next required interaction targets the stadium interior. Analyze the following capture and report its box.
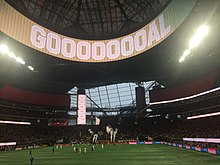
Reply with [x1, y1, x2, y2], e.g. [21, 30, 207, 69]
[0, 0, 220, 164]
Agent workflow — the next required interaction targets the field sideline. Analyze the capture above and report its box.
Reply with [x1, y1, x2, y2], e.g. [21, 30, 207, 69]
[0, 144, 219, 165]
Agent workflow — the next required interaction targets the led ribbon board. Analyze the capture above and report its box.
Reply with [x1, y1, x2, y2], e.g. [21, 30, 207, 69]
[183, 138, 220, 144]
[0, 142, 16, 146]
[0, 0, 196, 62]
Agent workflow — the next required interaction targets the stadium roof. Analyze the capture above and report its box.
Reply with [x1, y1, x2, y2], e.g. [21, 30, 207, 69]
[6, 0, 171, 40]
[0, 0, 220, 94]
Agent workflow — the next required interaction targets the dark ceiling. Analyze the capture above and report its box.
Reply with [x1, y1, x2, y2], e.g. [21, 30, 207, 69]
[0, 0, 220, 94]
[6, 0, 171, 39]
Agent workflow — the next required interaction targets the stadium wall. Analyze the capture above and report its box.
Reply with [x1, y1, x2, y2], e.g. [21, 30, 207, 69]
[0, 85, 70, 107]
[149, 71, 218, 102]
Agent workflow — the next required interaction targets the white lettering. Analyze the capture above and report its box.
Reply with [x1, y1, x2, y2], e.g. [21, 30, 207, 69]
[77, 42, 91, 60]
[46, 33, 61, 54]
[61, 38, 76, 58]
[92, 42, 105, 61]
[121, 36, 134, 56]
[106, 40, 120, 59]
[148, 21, 161, 47]
[30, 16, 171, 62]
[134, 30, 147, 51]
[159, 14, 171, 38]
[30, 25, 46, 49]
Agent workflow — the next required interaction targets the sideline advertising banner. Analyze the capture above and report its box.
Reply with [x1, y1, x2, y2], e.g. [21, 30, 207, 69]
[190, 146, 195, 150]
[201, 147, 208, 153]
[195, 146, 201, 151]
[128, 142, 137, 145]
[186, 145, 191, 149]
[167, 143, 219, 155]
[208, 148, 217, 155]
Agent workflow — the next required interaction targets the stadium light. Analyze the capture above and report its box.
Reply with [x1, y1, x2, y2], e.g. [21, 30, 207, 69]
[146, 109, 153, 112]
[16, 57, 25, 65]
[179, 49, 190, 63]
[179, 56, 185, 63]
[28, 65, 34, 71]
[7, 52, 16, 59]
[148, 114, 161, 118]
[0, 43, 36, 71]
[189, 36, 201, 49]
[0, 44, 9, 54]
[189, 25, 209, 50]
[183, 49, 190, 57]
[179, 25, 209, 63]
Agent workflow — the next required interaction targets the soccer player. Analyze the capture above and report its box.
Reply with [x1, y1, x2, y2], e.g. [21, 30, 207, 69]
[113, 128, 118, 143]
[29, 155, 34, 165]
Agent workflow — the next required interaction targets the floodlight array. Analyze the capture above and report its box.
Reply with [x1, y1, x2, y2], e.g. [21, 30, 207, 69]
[0, 44, 34, 71]
[179, 25, 209, 63]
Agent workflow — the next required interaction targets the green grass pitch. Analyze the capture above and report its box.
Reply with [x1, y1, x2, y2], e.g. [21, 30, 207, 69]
[0, 144, 219, 165]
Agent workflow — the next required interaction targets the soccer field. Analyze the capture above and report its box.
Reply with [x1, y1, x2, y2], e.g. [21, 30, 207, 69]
[0, 144, 219, 165]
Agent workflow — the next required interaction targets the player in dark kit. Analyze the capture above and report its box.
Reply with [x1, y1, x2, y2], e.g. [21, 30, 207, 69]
[29, 155, 34, 165]
[52, 147, 55, 153]
[29, 150, 32, 155]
